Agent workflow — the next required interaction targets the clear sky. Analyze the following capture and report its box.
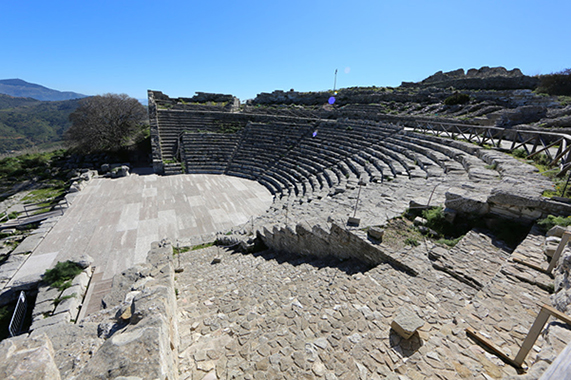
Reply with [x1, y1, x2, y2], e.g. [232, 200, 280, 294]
[1, 0, 570, 102]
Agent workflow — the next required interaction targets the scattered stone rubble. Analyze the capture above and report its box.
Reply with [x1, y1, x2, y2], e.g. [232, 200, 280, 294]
[0, 239, 178, 380]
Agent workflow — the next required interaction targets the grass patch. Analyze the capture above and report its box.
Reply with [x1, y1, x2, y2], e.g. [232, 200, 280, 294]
[404, 237, 420, 247]
[511, 148, 527, 159]
[537, 215, 571, 233]
[173, 246, 191, 256]
[53, 294, 75, 307]
[485, 163, 498, 170]
[192, 241, 215, 250]
[43, 261, 83, 290]
[22, 187, 65, 204]
[436, 236, 464, 247]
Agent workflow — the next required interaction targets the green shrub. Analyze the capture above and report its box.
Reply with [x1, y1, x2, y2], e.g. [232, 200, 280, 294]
[512, 148, 527, 158]
[404, 237, 420, 246]
[437, 236, 464, 247]
[422, 206, 449, 232]
[537, 69, 571, 96]
[443, 93, 470, 106]
[537, 215, 571, 232]
[53, 294, 75, 307]
[532, 153, 551, 166]
[43, 261, 83, 290]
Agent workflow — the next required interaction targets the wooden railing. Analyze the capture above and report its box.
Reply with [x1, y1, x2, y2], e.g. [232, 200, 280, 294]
[410, 120, 571, 176]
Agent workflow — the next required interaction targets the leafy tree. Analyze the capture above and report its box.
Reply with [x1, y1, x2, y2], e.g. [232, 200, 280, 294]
[65, 93, 146, 153]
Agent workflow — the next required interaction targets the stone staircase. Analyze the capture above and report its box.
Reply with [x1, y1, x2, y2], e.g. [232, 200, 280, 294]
[163, 162, 184, 175]
[393, 226, 561, 378]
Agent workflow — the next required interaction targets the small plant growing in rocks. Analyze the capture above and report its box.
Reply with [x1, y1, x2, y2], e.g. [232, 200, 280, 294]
[43, 261, 83, 291]
[537, 215, 571, 232]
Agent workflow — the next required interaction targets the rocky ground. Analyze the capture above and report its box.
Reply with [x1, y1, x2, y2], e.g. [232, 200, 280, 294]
[174, 222, 569, 379]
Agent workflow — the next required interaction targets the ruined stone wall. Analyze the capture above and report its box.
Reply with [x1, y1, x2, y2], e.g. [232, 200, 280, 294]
[0, 240, 180, 379]
[402, 66, 540, 90]
[77, 239, 179, 379]
[259, 221, 418, 275]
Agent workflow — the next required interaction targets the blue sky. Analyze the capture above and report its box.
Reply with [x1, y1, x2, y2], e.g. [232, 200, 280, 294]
[1, 0, 570, 102]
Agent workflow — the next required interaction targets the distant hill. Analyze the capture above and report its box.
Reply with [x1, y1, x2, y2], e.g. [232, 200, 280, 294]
[0, 79, 88, 101]
[0, 93, 40, 110]
[0, 94, 81, 153]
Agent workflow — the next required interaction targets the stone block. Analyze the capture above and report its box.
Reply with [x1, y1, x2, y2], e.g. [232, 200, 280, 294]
[35, 285, 61, 305]
[443, 207, 457, 223]
[70, 253, 93, 269]
[53, 291, 81, 318]
[0, 333, 61, 380]
[391, 307, 424, 340]
[413, 216, 427, 226]
[11, 234, 44, 255]
[547, 225, 569, 238]
[32, 300, 56, 319]
[31, 313, 70, 331]
[71, 271, 90, 294]
[545, 243, 558, 258]
[347, 217, 360, 226]
[368, 227, 384, 241]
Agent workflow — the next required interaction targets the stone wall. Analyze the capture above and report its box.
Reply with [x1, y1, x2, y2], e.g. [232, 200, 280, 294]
[259, 221, 419, 276]
[147, 90, 163, 173]
[78, 239, 179, 379]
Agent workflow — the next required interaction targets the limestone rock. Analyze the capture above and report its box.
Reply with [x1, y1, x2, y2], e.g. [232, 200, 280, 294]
[0, 333, 61, 380]
[547, 225, 570, 238]
[391, 307, 424, 339]
[70, 253, 94, 269]
[551, 244, 571, 314]
[445, 187, 489, 215]
[367, 227, 384, 241]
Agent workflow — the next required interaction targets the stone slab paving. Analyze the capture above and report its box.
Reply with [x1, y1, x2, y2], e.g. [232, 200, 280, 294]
[176, 227, 568, 379]
[7, 173, 273, 298]
[176, 242, 479, 380]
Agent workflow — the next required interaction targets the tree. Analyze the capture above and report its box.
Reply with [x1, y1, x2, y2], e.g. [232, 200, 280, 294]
[65, 93, 146, 153]
[537, 69, 571, 96]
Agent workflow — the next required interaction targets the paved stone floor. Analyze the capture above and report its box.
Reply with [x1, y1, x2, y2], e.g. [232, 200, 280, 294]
[9, 173, 273, 286]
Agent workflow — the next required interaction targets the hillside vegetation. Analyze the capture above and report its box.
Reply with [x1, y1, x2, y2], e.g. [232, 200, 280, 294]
[0, 95, 80, 153]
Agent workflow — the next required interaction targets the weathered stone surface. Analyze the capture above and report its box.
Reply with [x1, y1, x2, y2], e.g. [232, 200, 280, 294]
[547, 225, 570, 238]
[367, 227, 384, 241]
[70, 253, 93, 269]
[31, 312, 70, 331]
[391, 307, 424, 339]
[30, 323, 103, 380]
[0, 333, 61, 380]
[77, 240, 177, 380]
[445, 187, 489, 215]
[552, 243, 571, 314]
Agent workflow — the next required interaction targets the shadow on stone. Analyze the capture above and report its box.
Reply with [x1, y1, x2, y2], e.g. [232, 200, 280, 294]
[389, 328, 424, 358]
[227, 246, 374, 276]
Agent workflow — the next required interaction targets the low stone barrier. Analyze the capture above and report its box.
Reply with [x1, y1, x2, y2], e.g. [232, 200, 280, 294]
[77, 239, 178, 379]
[259, 221, 419, 275]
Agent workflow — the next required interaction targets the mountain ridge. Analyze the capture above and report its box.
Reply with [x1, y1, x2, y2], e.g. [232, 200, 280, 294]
[0, 79, 88, 101]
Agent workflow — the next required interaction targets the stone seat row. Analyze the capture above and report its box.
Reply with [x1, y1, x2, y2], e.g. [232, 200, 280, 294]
[174, 119, 500, 202]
